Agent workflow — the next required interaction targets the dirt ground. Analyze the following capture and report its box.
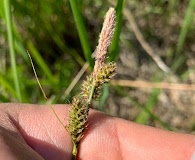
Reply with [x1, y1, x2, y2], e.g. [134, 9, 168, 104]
[91, 1, 195, 134]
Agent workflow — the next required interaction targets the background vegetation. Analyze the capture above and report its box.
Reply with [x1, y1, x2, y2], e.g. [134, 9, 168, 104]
[0, 0, 195, 133]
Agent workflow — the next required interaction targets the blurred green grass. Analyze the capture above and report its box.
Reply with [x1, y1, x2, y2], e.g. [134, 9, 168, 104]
[0, 0, 123, 103]
[0, 0, 195, 132]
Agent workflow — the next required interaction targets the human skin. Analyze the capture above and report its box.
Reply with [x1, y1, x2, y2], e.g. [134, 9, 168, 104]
[0, 103, 194, 160]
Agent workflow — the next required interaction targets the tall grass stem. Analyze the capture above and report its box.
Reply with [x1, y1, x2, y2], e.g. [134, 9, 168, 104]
[109, 0, 125, 61]
[176, 0, 195, 57]
[4, 0, 22, 102]
[69, 0, 93, 68]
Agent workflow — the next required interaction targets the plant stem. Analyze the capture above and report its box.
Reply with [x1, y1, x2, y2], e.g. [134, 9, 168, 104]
[72, 144, 77, 157]
[87, 84, 95, 104]
[176, 0, 195, 57]
[4, 0, 22, 102]
[109, 0, 125, 61]
[69, 0, 94, 68]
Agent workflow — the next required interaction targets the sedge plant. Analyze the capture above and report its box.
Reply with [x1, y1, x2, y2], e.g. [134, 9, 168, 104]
[68, 7, 117, 157]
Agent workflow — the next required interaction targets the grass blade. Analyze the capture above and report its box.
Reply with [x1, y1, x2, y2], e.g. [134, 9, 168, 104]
[0, 94, 10, 102]
[109, 0, 125, 61]
[0, 75, 16, 98]
[98, 84, 109, 111]
[69, 0, 93, 68]
[176, 0, 195, 57]
[0, 1, 5, 18]
[4, 0, 22, 102]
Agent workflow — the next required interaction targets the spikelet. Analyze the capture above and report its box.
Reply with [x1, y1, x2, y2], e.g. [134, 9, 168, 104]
[93, 61, 116, 99]
[81, 62, 116, 100]
[93, 7, 116, 77]
[94, 62, 116, 85]
[80, 75, 93, 99]
[69, 96, 89, 155]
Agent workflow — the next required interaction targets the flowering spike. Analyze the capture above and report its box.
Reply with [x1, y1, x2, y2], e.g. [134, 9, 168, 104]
[93, 7, 116, 77]
[68, 7, 117, 156]
[69, 97, 89, 150]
